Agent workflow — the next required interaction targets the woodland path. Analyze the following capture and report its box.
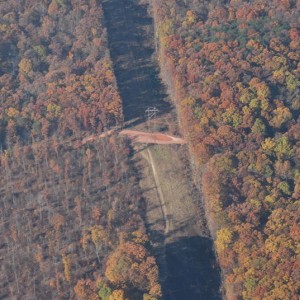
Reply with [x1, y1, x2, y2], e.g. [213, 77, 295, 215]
[102, 0, 222, 299]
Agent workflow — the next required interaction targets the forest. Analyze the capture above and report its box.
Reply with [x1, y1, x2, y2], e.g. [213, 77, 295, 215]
[152, 0, 299, 299]
[1, 0, 299, 299]
[0, 1, 161, 299]
[0, 135, 161, 299]
[0, 0, 123, 148]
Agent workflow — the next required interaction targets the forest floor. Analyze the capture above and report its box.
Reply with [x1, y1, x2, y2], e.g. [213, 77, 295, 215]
[102, 0, 222, 299]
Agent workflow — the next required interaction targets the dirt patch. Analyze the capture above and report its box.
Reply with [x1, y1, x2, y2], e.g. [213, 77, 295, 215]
[120, 129, 186, 144]
[75, 129, 185, 148]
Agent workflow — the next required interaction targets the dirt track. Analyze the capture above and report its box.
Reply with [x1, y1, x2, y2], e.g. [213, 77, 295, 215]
[120, 129, 186, 144]
[142, 148, 170, 234]
[77, 129, 186, 147]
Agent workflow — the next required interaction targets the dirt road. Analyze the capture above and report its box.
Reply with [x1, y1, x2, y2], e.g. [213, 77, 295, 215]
[120, 129, 186, 144]
[76, 129, 186, 148]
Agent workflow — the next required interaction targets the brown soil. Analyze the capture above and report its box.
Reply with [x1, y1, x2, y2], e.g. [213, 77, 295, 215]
[76, 129, 186, 148]
[120, 129, 186, 144]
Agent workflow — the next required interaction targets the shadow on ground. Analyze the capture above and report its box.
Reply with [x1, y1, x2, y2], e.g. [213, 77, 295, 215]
[163, 236, 222, 300]
[102, 0, 172, 125]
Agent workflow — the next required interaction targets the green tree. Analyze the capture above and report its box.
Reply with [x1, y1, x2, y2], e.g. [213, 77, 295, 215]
[252, 118, 266, 135]
[98, 282, 112, 300]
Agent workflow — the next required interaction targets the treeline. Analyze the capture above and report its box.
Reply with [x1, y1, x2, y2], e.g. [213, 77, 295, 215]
[0, 0, 123, 148]
[152, 0, 299, 299]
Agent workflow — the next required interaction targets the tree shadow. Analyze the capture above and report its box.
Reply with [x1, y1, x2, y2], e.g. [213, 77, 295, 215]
[102, 0, 172, 125]
[163, 236, 222, 300]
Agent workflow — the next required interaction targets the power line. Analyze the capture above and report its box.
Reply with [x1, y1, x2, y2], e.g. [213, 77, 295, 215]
[145, 107, 159, 131]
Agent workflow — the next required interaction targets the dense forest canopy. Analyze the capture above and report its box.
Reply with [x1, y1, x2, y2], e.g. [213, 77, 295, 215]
[0, 0, 123, 149]
[153, 0, 300, 299]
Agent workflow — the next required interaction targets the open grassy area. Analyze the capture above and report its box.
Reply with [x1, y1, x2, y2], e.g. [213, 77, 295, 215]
[136, 143, 221, 299]
[141, 144, 209, 242]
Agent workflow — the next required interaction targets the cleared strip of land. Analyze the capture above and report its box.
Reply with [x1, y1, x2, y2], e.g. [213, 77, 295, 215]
[102, 0, 222, 298]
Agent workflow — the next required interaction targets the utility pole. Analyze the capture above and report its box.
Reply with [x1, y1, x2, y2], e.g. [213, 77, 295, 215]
[145, 107, 159, 131]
